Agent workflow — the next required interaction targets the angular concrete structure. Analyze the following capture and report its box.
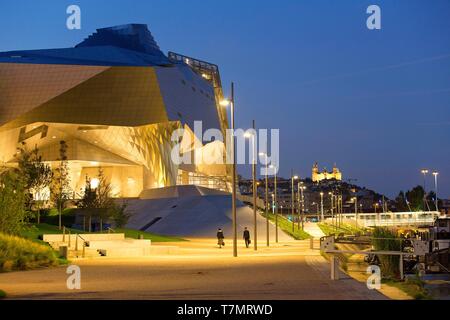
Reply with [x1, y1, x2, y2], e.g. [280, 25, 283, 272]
[0, 24, 230, 198]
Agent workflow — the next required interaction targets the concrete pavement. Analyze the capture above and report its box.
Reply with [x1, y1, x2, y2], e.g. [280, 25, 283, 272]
[0, 239, 387, 300]
[304, 222, 326, 238]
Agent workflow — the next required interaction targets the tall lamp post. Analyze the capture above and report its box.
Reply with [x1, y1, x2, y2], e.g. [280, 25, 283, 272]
[312, 202, 319, 220]
[259, 152, 269, 247]
[319, 192, 324, 222]
[270, 164, 278, 243]
[220, 83, 237, 257]
[421, 169, 429, 211]
[352, 196, 358, 229]
[297, 182, 301, 229]
[299, 183, 306, 230]
[244, 123, 257, 251]
[329, 192, 334, 229]
[291, 173, 299, 231]
[432, 171, 439, 212]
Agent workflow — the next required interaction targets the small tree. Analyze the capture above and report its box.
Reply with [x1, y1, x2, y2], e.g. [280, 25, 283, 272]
[406, 186, 425, 211]
[50, 141, 71, 229]
[15, 143, 52, 224]
[0, 169, 28, 234]
[113, 202, 130, 228]
[394, 191, 408, 212]
[78, 168, 129, 230]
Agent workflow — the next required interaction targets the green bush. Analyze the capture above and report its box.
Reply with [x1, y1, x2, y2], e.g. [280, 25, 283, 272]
[372, 227, 402, 279]
[40, 208, 76, 226]
[0, 232, 59, 272]
[0, 289, 6, 298]
[0, 170, 28, 235]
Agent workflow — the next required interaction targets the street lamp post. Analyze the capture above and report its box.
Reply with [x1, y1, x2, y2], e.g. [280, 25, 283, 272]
[300, 184, 306, 230]
[320, 192, 324, 222]
[353, 197, 358, 229]
[297, 182, 301, 229]
[312, 202, 319, 220]
[291, 173, 299, 232]
[245, 122, 257, 251]
[270, 164, 278, 243]
[259, 152, 269, 247]
[421, 169, 429, 211]
[220, 83, 237, 257]
[432, 171, 439, 212]
[329, 192, 334, 229]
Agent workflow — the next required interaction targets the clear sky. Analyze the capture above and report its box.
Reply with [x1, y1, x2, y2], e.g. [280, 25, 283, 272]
[1, 0, 449, 198]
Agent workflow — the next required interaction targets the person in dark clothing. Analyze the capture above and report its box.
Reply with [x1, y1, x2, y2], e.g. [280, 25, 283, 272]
[243, 227, 251, 248]
[217, 228, 225, 248]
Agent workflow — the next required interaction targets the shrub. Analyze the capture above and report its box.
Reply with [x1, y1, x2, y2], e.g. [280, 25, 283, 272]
[372, 227, 402, 279]
[0, 232, 59, 272]
[0, 170, 28, 234]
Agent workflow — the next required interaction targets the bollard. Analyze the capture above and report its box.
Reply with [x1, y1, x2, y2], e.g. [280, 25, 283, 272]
[59, 245, 68, 259]
[331, 256, 340, 280]
[310, 237, 314, 249]
[399, 254, 404, 280]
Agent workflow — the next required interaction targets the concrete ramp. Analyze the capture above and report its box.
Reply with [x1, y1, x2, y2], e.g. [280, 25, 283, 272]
[125, 186, 292, 241]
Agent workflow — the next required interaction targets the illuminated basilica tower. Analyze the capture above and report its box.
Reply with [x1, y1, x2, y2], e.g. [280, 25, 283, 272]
[312, 162, 342, 182]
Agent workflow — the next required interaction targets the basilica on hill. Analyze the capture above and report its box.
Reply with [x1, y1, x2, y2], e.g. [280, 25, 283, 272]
[312, 162, 342, 182]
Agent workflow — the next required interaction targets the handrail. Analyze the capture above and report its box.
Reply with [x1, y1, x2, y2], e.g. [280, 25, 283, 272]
[74, 234, 86, 258]
[107, 227, 116, 234]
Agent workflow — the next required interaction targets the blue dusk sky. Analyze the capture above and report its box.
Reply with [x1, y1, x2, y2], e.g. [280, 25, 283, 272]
[0, 0, 449, 198]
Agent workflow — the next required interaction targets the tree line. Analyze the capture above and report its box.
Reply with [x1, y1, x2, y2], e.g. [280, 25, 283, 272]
[0, 141, 129, 235]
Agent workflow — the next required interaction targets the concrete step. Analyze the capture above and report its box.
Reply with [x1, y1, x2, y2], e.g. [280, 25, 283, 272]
[88, 239, 151, 249]
[67, 248, 102, 259]
[99, 247, 151, 257]
[43, 233, 125, 243]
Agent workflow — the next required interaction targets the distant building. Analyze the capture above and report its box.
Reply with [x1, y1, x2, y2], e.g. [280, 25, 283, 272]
[312, 162, 342, 182]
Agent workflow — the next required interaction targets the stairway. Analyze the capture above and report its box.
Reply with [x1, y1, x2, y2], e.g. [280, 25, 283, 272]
[43, 233, 153, 258]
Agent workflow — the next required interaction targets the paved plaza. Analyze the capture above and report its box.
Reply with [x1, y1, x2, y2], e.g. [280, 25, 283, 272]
[0, 239, 387, 300]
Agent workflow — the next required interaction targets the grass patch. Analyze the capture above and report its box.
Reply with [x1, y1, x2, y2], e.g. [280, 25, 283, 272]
[20, 223, 186, 243]
[39, 208, 76, 226]
[318, 222, 365, 236]
[262, 212, 310, 240]
[383, 277, 431, 300]
[0, 232, 61, 272]
[19, 223, 80, 244]
[115, 228, 187, 242]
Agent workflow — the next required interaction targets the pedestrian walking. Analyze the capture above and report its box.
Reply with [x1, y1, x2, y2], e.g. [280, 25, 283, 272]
[217, 228, 225, 248]
[243, 227, 251, 248]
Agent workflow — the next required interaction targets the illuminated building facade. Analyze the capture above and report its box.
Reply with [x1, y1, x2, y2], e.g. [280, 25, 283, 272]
[0, 24, 230, 198]
[312, 162, 342, 182]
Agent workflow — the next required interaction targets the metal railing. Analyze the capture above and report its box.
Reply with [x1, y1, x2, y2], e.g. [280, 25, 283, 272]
[74, 234, 86, 258]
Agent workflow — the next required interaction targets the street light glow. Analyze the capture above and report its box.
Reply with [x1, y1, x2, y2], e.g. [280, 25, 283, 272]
[220, 99, 230, 107]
